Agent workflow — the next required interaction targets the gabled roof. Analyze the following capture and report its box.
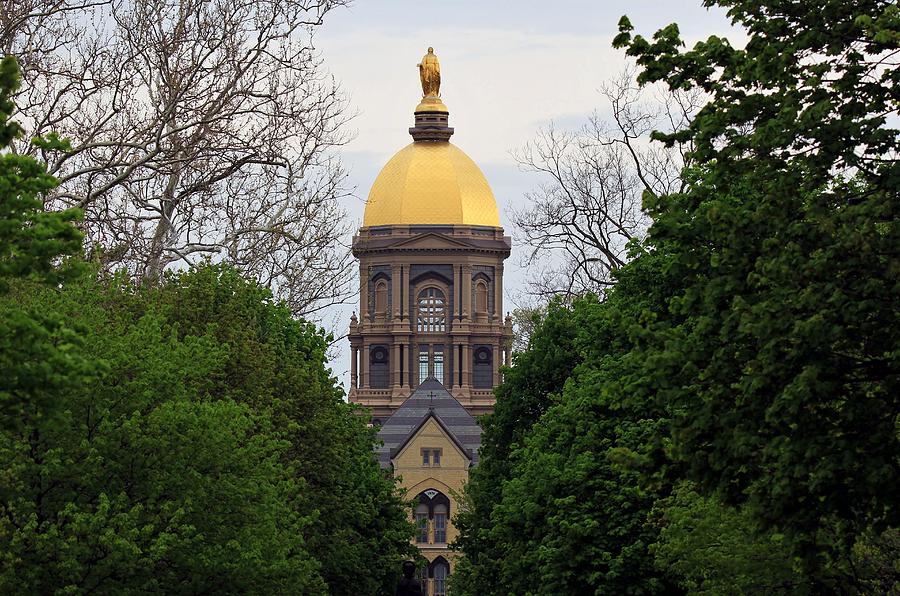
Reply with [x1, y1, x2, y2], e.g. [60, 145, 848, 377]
[352, 231, 511, 256]
[390, 232, 474, 250]
[389, 409, 473, 463]
[376, 378, 482, 469]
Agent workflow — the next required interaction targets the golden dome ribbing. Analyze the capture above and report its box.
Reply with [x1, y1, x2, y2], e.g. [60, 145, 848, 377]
[362, 47, 500, 228]
[363, 142, 500, 228]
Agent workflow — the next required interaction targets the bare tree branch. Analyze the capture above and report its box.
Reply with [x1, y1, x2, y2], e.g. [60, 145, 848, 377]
[5, 0, 355, 317]
[511, 67, 705, 300]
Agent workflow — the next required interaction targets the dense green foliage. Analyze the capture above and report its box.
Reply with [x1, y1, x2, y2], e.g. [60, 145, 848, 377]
[0, 56, 415, 593]
[479, 254, 682, 594]
[0, 56, 85, 426]
[650, 482, 799, 594]
[613, 0, 899, 574]
[456, 0, 898, 593]
[0, 266, 416, 594]
[454, 254, 687, 595]
[0, 57, 81, 292]
[452, 300, 583, 593]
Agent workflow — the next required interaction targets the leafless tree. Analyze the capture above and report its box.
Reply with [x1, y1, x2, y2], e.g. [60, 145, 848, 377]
[5, 0, 355, 317]
[508, 303, 545, 354]
[511, 67, 705, 300]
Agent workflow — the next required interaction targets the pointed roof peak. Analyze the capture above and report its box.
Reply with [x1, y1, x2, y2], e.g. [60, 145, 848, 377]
[375, 381, 482, 468]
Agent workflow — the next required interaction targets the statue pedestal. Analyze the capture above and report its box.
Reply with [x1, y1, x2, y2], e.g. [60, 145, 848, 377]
[409, 96, 453, 142]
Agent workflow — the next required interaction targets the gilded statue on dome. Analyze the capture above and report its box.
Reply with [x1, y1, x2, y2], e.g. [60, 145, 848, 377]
[417, 47, 440, 97]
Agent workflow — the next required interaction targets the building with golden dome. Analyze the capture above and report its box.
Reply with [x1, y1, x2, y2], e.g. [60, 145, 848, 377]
[347, 48, 512, 595]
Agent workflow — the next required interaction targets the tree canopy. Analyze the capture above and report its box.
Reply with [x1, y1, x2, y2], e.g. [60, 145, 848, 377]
[456, 0, 898, 592]
[0, 54, 86, 425]
[613, 0, 899, 572]
[1, 265, 416, 594]
[0, 55, 415, 594]
[4, 0, 355, 316]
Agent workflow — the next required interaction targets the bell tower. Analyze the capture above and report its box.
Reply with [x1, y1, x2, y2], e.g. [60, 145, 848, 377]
[347, 49, 512, 420]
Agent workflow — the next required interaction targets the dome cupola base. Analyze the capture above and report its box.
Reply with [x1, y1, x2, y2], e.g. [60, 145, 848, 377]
[410, 96, 454, 142]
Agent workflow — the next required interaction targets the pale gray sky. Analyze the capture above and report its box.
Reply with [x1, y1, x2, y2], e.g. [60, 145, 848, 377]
[315, 1, 741, 389]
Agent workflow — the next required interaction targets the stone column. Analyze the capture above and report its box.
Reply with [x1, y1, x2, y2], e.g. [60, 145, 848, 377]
[453, 265, 461, 321]
[400, 266, 407, 322]
[492, 344, 500, 387]
[391, 264, 401, 320]
[462, 264, 472, 320]
[400, 343, 409, 389]
[451, 342, 459, 389]
[414, 343, 421, 389]
[362, 344, 370, 388]
[495, 264, 504, 321]
[350, 347, 358, 389]
[392, 342, 401, 388]
[359, 262, 369, 324]
[461, 343, 470, 388]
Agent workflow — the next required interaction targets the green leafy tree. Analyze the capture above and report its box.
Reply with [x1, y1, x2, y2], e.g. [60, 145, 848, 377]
[0, 56, 81, 291]
[0, 54, 87, 434]
[452, 300, 583, 594]
[613, 0, 899, 581]
[1, 274, 325, 593]
[1, 265, 414, 594]
[455, 252, 685, 594]
[651, 482, 801, 594]
[457, 1, 897, 591]
[851, 528, 900, 594]
[148, 264, 417, 595]
[0, 53, 413, 594]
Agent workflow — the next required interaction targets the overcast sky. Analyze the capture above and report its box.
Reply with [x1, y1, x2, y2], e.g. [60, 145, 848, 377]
[315, 0, 742, 388]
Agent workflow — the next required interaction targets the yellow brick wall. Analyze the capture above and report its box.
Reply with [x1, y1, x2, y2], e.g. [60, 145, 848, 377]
[393, 417, 469, 565]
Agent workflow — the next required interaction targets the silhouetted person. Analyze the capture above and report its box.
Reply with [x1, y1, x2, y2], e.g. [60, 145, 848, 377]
[396, 560, 423, 596]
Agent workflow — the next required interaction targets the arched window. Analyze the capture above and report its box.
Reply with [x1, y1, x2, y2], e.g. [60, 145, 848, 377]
[415, 503, 429, 544]
[433, 503, 447, 543]
[414, 490, 451, 545]
[432, 559, 449, 596]
[475, 280, 488, 314]
[374, 280, 388, 314]
[416, 566, 428, 592]
[417, 288, 446, 333]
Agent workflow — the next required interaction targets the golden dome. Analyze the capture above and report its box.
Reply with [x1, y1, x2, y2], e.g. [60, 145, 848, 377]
[363, 142, 500, 227]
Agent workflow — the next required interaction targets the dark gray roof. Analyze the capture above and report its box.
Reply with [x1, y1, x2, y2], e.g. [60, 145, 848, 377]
[376, 378, 482, 468]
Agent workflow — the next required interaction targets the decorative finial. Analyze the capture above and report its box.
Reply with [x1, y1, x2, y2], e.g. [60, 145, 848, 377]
[417, 47, 441, 98]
